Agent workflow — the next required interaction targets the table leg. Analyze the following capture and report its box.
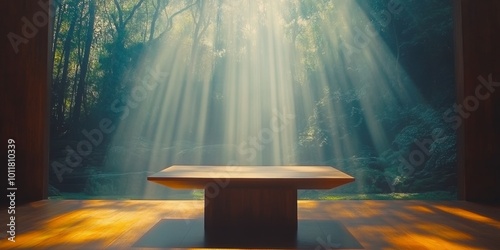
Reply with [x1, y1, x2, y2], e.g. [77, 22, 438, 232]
[204, 187, 297, 234]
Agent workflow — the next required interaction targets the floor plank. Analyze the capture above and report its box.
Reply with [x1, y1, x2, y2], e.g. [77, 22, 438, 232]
[1, 200, 499, 249]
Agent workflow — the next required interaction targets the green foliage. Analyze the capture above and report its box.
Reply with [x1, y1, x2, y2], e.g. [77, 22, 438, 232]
[379, 105, 457, 193]
[50, 0, 457, 199]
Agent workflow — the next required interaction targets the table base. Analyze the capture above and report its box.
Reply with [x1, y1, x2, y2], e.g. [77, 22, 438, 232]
[204, 187, 297, 233]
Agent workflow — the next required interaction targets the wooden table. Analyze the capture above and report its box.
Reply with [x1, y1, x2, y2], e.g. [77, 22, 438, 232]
[148, 165, 354, 235]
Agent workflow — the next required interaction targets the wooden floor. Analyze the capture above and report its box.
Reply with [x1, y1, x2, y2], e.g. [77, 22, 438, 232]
[1, 200, 499, 249]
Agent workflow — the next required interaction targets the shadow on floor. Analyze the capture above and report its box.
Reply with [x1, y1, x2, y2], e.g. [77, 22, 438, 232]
[133, 219, 363, 249]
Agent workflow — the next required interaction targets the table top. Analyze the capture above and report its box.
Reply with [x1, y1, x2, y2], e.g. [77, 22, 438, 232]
[148, 165, 355, 189]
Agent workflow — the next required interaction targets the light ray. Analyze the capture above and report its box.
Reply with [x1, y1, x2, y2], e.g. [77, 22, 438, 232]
[104, 0, 435, 197]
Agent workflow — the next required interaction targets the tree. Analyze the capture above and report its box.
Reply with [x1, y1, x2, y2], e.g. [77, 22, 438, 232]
[72, 0, 96, 128]
[52, 1, 78, 134]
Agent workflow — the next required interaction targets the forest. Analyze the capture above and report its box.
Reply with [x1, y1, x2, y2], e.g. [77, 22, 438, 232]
[48, 0, 457, 199]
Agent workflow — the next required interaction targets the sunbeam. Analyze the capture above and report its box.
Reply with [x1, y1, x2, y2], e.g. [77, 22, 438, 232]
[103, 0, 425, 198]
[49, 0, 456, 199]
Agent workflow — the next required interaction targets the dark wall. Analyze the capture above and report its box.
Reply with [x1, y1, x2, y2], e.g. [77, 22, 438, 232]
[458, 0, 500, 203]
[1, 0, 49, 205]
[0, 0, 499, 205]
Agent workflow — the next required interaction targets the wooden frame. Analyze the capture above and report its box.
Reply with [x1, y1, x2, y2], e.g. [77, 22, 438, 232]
[1, 0, 499, 206]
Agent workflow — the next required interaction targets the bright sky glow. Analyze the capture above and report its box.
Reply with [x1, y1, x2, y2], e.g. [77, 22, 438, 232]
[104, 0, 422, 196]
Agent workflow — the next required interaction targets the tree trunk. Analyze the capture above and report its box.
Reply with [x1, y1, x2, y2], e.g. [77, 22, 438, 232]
[56, 3, 78, 134]
[189, 0, 206, 75]
[72, 0, 96, 128]
[205, 0, 225, 144]
[148, 0, 164, 42]
[51, 2, 65, 70]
